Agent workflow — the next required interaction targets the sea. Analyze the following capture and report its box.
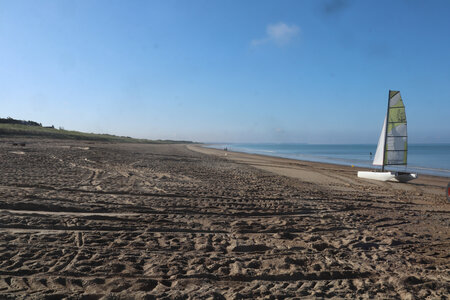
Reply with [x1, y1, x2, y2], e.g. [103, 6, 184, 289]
[206, 143, 450, 178]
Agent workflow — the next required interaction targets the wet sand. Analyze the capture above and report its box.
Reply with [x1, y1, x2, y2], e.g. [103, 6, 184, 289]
[0, 139, 448, 299]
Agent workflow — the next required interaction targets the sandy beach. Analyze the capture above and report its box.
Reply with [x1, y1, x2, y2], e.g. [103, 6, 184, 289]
[0, 139, 448, 299]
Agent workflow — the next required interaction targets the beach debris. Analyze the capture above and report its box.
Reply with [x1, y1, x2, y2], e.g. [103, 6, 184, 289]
[10, 151, 25, 155]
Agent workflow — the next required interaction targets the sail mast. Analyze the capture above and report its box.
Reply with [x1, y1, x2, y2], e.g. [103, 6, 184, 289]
[381, 90, 391, 172]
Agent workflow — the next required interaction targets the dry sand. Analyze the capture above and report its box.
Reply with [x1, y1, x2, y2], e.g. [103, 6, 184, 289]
[0, 139, 448, 299]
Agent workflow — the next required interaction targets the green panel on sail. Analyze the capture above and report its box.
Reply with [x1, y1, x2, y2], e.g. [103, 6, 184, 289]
[384, 91, 407, 165]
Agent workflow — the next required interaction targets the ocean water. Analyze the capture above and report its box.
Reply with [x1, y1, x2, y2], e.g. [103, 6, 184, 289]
[206, 143, 450, 178]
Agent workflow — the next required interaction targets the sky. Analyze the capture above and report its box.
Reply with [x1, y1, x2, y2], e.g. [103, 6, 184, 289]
[1, 0, 450, 143]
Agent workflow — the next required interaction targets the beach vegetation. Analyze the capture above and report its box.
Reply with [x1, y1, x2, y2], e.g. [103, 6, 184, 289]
[0, 121, 193, 144]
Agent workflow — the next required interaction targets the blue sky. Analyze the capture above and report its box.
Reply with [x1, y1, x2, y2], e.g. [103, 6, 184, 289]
[1, 0, 449, 143]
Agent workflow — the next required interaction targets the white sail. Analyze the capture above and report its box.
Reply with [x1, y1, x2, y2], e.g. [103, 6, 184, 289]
[373, 116, 386, 166]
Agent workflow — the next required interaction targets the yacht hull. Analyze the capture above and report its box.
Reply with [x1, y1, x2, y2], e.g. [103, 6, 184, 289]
[357, 171, 417, 183]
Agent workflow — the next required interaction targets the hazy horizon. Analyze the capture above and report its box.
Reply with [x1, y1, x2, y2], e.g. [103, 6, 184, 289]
[1, 0, 450, 144]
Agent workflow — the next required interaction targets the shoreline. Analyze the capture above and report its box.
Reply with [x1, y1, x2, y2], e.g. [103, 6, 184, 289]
[202, 143, 450, 181]
[189, 144, 449, 199]
[200, 143, 450, 178]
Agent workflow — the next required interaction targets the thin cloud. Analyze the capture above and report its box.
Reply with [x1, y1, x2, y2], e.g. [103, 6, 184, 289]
[251, 22, 300, 47]
[322, 0, 350, 15]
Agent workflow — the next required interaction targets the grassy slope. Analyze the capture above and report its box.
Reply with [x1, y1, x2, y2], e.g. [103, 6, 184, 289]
[0, 124, 192, 144]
